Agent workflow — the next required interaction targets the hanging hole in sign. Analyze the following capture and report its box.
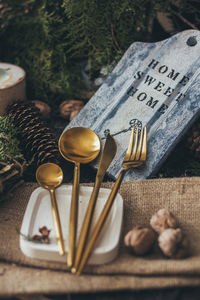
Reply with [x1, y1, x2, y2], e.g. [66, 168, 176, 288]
[186, 36, 197, 47]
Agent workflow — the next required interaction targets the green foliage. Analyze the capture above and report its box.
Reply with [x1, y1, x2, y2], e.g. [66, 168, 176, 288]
[0, 116, 25, 164]
[157, 139, 200, 178]
[0, 0, 199, 107]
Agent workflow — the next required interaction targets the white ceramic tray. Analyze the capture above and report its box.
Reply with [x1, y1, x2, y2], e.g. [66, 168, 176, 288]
[20, 184, 123, 265]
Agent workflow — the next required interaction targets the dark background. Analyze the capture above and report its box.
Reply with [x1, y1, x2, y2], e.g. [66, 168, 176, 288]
[1, 1, 200, 298]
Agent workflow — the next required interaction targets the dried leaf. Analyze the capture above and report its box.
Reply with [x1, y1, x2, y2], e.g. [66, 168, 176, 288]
[39, 226, 51, 237]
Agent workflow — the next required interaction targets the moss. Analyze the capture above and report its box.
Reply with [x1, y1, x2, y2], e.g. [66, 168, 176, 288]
[0, 115, 26, 165]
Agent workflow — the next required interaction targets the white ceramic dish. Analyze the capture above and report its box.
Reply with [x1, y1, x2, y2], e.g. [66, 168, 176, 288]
[20, 184, 123, 265]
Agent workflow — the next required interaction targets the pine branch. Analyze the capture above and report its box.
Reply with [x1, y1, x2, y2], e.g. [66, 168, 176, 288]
[1, 0, 200, 104]
[172, 9, 199, 30]
[111, 23, 121, 51]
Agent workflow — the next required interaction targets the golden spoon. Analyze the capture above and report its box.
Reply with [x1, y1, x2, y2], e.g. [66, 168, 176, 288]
[58, 127, 101, 267]
[36, 162, 65, 255]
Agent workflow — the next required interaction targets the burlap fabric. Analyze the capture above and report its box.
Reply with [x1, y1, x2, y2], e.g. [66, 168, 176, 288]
[1, 177, 200, 295]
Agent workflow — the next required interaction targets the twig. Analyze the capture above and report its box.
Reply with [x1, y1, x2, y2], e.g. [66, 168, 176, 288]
[111, 23, 122, 51]
[12, 157, 26, 176]
[0, 134, 10, 143]
[172, 10, 199, 31]
[16, 227, 43, 243]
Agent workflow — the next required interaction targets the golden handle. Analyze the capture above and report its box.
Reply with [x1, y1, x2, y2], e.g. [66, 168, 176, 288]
[49, 189, 65, 256]
[68, 162, 80, 267]
[76, 169, 126, 275]
[72, 177, 102, 272]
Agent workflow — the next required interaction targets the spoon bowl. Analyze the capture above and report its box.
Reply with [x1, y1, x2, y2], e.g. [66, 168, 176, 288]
[36, 163, 65, 255]
[36, 163, 63, 190]
[59, 127, 101, 163]
[58, 127, 101, 267]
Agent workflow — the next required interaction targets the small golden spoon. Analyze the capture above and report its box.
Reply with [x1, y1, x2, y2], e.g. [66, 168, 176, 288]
[58, 127, 100, 267]
[36, 162, 65, 255]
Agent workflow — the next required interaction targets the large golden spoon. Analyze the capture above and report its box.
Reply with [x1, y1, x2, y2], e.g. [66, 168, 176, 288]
[36, 163, 65, 255]
[58, 127, 101, 267]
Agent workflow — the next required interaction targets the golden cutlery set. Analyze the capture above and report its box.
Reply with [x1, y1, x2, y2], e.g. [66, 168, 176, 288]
[36, 126, 147, 275]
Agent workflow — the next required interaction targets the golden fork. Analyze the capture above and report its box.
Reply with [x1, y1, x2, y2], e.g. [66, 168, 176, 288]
[74, 126, 147, 275]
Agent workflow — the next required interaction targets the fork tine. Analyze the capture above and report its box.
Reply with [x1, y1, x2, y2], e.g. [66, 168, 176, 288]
[140, 127, 147, 161]
[124, 128, 135, 161]
[134, 128, 144, 161]
[131, 128, 139, 160]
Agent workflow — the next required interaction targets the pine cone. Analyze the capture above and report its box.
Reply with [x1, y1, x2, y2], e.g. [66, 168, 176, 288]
[186, 121, 200, 159]
[7, 101, 60, 168]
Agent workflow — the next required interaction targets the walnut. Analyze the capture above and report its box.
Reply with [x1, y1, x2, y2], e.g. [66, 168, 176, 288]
[158, 228, 182, 257]
[124, 226, 156, 255]
[158, 228, 189, 258]
[59, 100, 84, 120]
[31, 100, 51, 119]
[173, 236, 190, 259]
[150, 209, 178, 234]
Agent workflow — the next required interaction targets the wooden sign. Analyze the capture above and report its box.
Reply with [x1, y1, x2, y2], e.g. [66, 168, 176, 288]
[64, 30, 200, 180]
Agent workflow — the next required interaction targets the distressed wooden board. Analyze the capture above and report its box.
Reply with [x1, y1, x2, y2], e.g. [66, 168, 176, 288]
[64, 30, 200, 180]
